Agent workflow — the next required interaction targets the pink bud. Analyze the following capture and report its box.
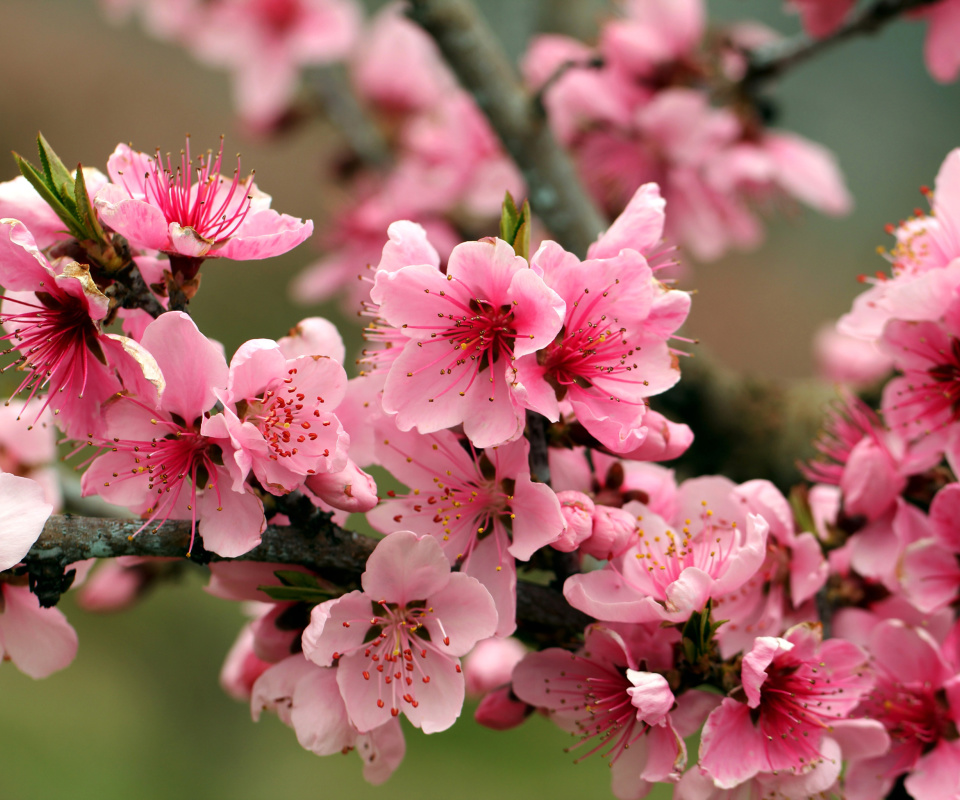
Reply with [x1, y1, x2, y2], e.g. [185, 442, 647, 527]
[474, 687, 532, 731]
[305, 459, 378, 513]
[220, 625, 272, 702]
[582, 505, 637, 560]
[250, 604, 302, 663]
[552, 491, 595, 552]
[463, 637, 527, 695]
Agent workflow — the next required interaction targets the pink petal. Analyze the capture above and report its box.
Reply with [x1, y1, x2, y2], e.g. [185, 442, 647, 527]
[289, 665, 357, 755]
[422, 573, 498, 657]
[0, 584, 77, 679]
[507, 476, 565, 560]
[94, 184, 172, 252]
[361, 531, 451, 604]
[301, 591, 369, 667]
[924, 0, 960, 83]
[197, 482, 266, 557]
[588, 183, 666, 259]
[0, 473, 52, 570]
[699, 698, 766, 788]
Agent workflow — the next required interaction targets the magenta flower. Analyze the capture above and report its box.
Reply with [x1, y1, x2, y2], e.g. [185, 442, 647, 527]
[512, 625, 685, 800]
[0, 219, 161, 438]
[81, 312, 266, 557]
[302, 531, 498, 734]
[95, 139, 313, 261]
[367, 425, 565, 636]
[699, 624, 873, 789]
[370, 236, 565, 448]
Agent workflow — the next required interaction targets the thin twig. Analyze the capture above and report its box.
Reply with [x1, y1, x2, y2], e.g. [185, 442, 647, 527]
[744, 0, 941, 87]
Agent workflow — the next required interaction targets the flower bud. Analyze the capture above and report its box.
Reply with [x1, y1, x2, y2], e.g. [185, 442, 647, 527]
[474, 687, 532, 731]
[552, 491, 595, 552]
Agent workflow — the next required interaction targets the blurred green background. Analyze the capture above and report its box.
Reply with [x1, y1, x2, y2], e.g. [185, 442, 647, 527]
[0, 0, 959, 797]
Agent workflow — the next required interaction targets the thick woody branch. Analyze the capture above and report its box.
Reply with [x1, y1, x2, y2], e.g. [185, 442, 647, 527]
[406, 0, 606, 258]
[25, 515, 590, 647]
[744, 0, 941, 87]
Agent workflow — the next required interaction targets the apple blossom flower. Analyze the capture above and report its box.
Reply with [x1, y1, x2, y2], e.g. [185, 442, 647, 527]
[95, 138, 313, 262]
[367, 425, 564, 636]
[302, 531, 498, 733]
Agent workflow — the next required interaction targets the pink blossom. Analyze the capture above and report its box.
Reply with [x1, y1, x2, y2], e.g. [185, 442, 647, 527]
[512, 625, 684, 800]
[473, 686, 531, 731]
[839, 149, 960, 342]
[813, 322, 892, 386]
[0, 219, 161, 438]
[350, 3, 453, 115]
[81, 312, 266, 557]
[304, 458, 378, 513]
[213, 338, 350, 495]
[371, 236, 565, 448]
[221, 624, 273, 701]
[843, 619, 960, 799]
[699, 624, 873, 789]
[302, 531, 498, 733]
[251, 654, 405, 784]
[188, 0, 361, 128]
[552, 490, 595, 552]
[95, 139, 313, 261]
[367, 425, 564, 636]
[513, 202, 689, 452]
[900, 482, 960, 612]
[564, 476, 769, 624]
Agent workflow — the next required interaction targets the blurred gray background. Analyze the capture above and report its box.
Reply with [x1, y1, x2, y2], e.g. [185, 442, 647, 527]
[0, 0, 958, 797]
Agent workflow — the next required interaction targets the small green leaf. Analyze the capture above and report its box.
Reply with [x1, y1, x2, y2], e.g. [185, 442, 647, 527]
[37, 132, 77, 205]
[14, 154, 86, 240]
[73, 163, 105, 241]
[274, 570, 322, 589]
[258, 584, 334, 603]
[499, 193, 532, 260]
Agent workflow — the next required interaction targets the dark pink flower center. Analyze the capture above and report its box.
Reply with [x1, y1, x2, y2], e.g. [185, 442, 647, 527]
[0, 291, 99, 415]
[862, 676, 954, 752]
[125, 137, 254, 246]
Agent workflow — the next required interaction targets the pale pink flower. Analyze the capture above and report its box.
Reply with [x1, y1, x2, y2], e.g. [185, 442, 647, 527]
[211, 338, 350, 495]
[699, 624, 873, 789]
[302, 531, 498, 733]
[899, 482, 960, 612]
[0, 220, 160, 438]
[371, 236, 565, 448]
[95, 139, 313, 261]
[252, 654, 405, 784]
[81, 312, 266, 557]
[367, 425, 564, 636]
[188, 0, 361, 128]
[512, 625, 684, 800]
[839, 149, 960, 342]
[564, 476, 769, 624]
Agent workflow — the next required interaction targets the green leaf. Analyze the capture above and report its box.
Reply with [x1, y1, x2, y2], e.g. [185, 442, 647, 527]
[274, 570, 322, 589]
[14, 154, 86, 240]
[499, 193, 532, 260]
[258, 584, 335, 603]
[37, 132, 77, 206]
[73, 163, 105, 240]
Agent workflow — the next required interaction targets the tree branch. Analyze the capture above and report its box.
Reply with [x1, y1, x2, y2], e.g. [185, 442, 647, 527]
[406, 0, 607, 258]
[24, 514, 591, 647]
[744, 0, 941, 88]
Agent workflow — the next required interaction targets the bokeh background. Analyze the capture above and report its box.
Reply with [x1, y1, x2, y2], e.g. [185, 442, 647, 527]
[0, 0, 959, 797]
